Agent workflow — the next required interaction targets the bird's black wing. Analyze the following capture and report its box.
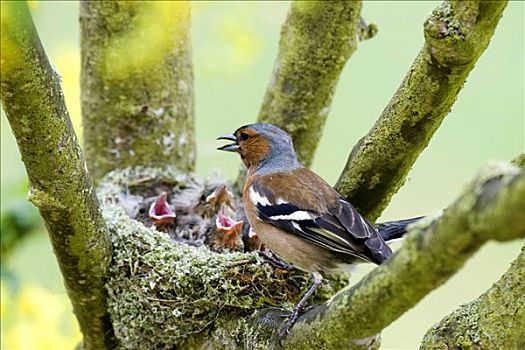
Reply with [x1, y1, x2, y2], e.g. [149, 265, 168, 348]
[249, 181, 392, 264]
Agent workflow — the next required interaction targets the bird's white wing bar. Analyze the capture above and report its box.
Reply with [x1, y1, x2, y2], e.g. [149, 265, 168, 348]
[249, 186, 271, 207]
[270, 211, 312, 221]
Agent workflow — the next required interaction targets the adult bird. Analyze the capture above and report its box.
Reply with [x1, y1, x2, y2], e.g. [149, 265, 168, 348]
[218, 123, 421, 334]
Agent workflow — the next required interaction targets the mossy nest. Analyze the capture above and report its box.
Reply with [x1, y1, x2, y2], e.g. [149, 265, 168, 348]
[97, 167, 348, 350]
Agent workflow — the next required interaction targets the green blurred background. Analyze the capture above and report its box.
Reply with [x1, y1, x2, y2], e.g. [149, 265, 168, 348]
[1, 1, 523, 349]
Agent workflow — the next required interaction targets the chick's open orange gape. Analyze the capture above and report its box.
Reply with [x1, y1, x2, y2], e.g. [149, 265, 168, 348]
[218, 123, 421, 334]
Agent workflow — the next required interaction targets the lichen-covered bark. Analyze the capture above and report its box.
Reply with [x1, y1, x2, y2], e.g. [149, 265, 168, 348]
[0, 2, 113, 349]
[420, 243, 525, 350]
[257, 0, 368, 167]
[335, 0, 507, 221]
[80, 1, 195, 182]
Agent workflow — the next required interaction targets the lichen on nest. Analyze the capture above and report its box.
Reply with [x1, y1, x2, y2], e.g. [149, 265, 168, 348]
[97, 166, 348, 349]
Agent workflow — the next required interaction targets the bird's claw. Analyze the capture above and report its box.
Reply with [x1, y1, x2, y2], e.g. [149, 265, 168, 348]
[277, 303, 307, 340]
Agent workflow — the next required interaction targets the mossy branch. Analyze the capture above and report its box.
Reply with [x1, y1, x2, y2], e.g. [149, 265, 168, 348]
[420, 242, 525, 350]
[80, 1, 195, 183]
[0, 2, 114, 349]
[257, 0, 369, 167]
[335, 0, 507, 221]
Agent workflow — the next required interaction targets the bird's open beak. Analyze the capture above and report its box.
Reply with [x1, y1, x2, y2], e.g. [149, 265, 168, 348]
[217, 133, 239, 152]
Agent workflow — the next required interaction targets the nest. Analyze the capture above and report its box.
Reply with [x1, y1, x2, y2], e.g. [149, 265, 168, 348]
[98, 167, 348, 350]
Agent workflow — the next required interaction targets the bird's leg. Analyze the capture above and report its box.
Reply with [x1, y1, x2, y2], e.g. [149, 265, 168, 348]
[280, 272, 323, 337]
[259, 251, 296, 271]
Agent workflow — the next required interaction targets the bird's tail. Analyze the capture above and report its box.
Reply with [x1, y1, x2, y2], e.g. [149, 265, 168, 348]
[376, 216, 424, 242]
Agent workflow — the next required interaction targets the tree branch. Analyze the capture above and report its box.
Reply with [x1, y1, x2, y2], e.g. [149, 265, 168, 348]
[257, 0, 369, 167]
[420, 242, 525, 349]
[80, 1, 195, 182]
[0, 2, 114, 348]
[335, 0, 508, 221]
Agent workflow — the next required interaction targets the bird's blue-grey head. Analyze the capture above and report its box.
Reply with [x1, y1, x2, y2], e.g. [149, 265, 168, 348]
[217, 123, 302, 175]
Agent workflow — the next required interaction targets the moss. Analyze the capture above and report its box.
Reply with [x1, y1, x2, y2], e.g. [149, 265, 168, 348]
[98, 167, 347, 349]
[256, 1, 364, 167]
[80, 2, 195, 182]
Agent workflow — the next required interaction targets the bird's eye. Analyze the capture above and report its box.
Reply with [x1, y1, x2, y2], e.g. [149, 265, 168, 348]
[239, 132, 250, 141]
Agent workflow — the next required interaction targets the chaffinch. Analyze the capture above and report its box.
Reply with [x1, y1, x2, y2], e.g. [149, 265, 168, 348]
[218, 123, 421, 333]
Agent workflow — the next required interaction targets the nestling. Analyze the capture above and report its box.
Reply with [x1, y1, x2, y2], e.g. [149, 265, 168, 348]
[218, 123, 421, 334]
